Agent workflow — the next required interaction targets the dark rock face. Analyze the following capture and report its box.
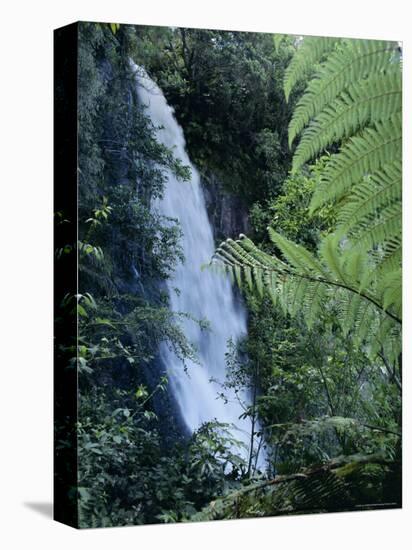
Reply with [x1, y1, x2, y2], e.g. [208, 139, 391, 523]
[201, 171, 250, 243]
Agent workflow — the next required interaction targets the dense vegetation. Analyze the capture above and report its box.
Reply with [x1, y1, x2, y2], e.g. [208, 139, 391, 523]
[130, 26, 306, 205]
[212, 36, 401, 518]
[55, 23, 401, 528]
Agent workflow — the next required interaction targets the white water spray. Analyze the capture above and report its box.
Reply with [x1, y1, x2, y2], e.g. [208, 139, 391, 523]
[133, 64, 264, 467]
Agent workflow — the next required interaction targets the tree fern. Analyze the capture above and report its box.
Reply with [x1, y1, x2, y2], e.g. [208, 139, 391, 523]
[268, 227, 325, 276]
[337, 160, 401, 233]
[293, 69, 402, 169]
[288, 39, 399, 146]
[378, 268, 402, 316]
[213, 35, 401, 367]
[373, 243, 401, 275]
[213, 229, 401, 362]
[283, 36, 341, 102]
[310, 113, 401, 211]
[349, 201, 401, 254]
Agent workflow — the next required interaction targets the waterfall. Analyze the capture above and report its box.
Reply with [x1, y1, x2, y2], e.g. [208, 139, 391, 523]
[133, 64, 263, 466]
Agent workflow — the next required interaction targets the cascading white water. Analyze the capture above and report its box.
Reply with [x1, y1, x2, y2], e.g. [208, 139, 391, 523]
[133, 63, 263, 465]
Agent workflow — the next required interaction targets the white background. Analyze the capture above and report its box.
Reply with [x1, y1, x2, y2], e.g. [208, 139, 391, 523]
[0, 0, 410, 547]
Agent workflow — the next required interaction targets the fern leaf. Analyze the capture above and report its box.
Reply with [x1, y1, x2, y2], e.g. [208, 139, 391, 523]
[289, 276, 310, 316]
[378, 268, 402, 314]
[233, 263, 243, 288]
[350, 201, 401, 252]
[318, 234, 347, 284]
[310, 113, 402, 212]
[338, 290, 363, 337]
[253, 266, 264, 297]
[293, 69, 402, 169]
[283, 36, 341, 101]
[288, 39, 399, 146]
[268, 228, 325, 276]
[337, 159, 401, 233]
[351, 300, 374, 346]
[264, 270, 279, 306]
[373, 243, 401, 275]
[302, 280, 326, 328]
[341, 247, 371, 289]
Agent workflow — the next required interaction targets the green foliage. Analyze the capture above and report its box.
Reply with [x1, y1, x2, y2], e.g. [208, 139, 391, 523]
[214, 229, 401, 364]
[66, 23, 227, 527]
[287, 39, 399, 147]
[293, 70, 402, 170]
[191, 452, 400, 521]
[211, 36, 401, 517]
[283, 36, 341, 102]
[214, 36, 402, 365]
[287, 39, 402, 316]
[133, 27, 297, 202]
[310, 114, 401, 212]
[244, 294, 400, 467]
[77, 392, 245, 527]
[249, 158, 335, 249]
[109, 23, 121, 35]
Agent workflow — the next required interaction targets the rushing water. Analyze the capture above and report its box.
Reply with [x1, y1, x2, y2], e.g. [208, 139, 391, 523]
[134, 64, 263, 466]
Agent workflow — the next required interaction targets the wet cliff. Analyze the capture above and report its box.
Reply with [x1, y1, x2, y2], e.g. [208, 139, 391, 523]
[202, 171, 250, 243]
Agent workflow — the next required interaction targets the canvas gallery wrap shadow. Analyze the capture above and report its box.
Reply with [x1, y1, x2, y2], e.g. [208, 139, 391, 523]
[54, 21, 402, 528]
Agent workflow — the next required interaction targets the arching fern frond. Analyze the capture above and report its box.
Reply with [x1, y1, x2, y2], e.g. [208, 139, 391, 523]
[373, 242, 402, 275]
[292, 69, 402, 169]
[378, 268, 402, 316]
[310, 113, 402, 212]
[337, 160, 401, 233]
[212, 230, 401, 346]
[283, 36, 341, 102]
[349, 201, 401, 253]
[318, 233, 348, 284]
[267, 227, 325, 276]
[288, 39, 399, 146]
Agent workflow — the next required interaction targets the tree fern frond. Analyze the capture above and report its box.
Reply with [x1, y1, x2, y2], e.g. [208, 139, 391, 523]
[318, 234, 347, 284]
[310, 113, 402, 212]
[302, 279, 327, 328]
[337, 159, 401, 232]
[216, 239, 256, 268]
[337, 290, 363, 336]
[341, 247, 373, 290]
[212, 36, 402, 366]
[288, 39, 399, 146]
[268, 228, 325, 276]
[377, 268, 402, 314]
[373, 243, 402, 275]
[264, 270, 279, 306]
[253, 266, 264, 297]
[239, 235, 289, 271]
[214, 231, 401, 338]
[283, 36, 341, 101]
[292, 69, 402, 169]
[288, 276, 310, 316]
[351, 299, 374, 346]
[273, 33, 286, 53]
[192, 453, 397, 522]
[233, 262, 243, 288]
[243, 264, 253, 290]
[350, 201, 401, 252]
[370, 317, 401, 366]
